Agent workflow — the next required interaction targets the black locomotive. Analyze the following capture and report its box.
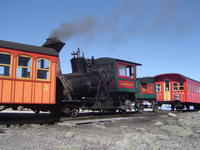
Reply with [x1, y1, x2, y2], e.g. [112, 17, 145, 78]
[45, 39, 157, 116]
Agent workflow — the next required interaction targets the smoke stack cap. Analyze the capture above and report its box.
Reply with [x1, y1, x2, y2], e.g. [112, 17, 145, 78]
[42, 38, 65, 53]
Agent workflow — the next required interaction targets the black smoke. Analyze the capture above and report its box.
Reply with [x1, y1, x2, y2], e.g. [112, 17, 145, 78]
[49, 0, 200, 42]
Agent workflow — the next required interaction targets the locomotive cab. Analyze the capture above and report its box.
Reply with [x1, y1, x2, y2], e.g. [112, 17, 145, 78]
[95, 57, 141, 92]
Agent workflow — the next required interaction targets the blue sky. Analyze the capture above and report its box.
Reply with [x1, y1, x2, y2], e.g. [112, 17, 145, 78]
[1, 0, 200, 81]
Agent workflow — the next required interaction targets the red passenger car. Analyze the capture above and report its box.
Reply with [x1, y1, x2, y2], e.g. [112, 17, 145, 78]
[154, 73, 200, 110]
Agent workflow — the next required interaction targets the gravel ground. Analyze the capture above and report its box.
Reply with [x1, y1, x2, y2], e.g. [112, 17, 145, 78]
[1, 111, 200, 150]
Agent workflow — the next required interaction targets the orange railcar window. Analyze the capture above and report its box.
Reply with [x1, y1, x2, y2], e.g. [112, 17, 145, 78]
[36, 58, 50, 80]
[17, 55, 32, 79]
[0, 52, 11, 77]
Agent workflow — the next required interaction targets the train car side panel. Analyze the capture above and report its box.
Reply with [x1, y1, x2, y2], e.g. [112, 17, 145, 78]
[170, 80, 186, 102]
[0, 46, 58, 105]
[136, 78, 156, 100]
[186, 78, 200, 104]
[1, 80, 12, 103]
[155, 81, 163, 101]
[34, 82, 43, 103]
[14, 81, 24, 103]
[50, 62, 57, 104]
[23, 82, 32, 103]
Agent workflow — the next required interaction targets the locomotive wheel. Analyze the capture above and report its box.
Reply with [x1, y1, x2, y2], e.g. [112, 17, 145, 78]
[152, 104, 159, 112]
[135, 103, 144, 113]
[138, 104, 144, 112]
[70, 108, 79, 117]
[119, 109, 126, 113]
[152, 101, 158, 112]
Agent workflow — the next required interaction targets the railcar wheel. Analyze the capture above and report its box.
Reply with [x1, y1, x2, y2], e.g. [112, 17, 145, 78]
[34, 110, 40, 114]
[175, 103, 183, 112]
[176, 105, 183, 112]
[186, 105, 190, 111]
[176, 107, 182, 112]
[171, 104, 175, 111]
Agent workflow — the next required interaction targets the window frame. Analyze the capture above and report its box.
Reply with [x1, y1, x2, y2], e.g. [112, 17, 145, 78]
[164, 79, 170, 91]
[173, 82, 184, 91]
[156, 84, 161, 92]
[118, 63, 135, 79]
[188, 83, 191, 92]
[173, 82, 178, 91]
[179, 82, 184, 91]
[36, 58, 51, 81]
[16, 55, 32, 79]
[0, 52, 12, 78]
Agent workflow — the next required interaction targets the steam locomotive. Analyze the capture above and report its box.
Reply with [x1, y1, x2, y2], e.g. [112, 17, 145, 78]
[0, 38, 157, 116]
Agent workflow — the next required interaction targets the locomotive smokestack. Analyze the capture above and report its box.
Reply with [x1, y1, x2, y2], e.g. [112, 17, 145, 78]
[42, 38, 65, 76]
[42, 38, 65, 53]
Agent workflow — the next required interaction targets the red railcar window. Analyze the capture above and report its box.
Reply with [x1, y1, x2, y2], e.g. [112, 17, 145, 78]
[199, 87, 200, 94]
[164, 80, 170, 91]
[173, 83, 178, 91]
[194, 86, 199, 93]
[173, 82, 184, 91]
[156, 84, 161, 92]
[188, 83, 191, 92]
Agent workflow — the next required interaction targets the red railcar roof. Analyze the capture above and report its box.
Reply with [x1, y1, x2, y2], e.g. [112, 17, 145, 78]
[154, 73, 200, 83]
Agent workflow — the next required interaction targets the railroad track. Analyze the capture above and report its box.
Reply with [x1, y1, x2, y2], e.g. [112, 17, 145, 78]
[58, 111, 171, 126]
[0, 110, 173, 127]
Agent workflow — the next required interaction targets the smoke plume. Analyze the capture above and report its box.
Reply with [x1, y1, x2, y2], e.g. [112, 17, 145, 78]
[49, 0, 200, 42]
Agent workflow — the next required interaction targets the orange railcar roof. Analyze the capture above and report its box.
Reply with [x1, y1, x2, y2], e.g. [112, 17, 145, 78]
[0, 40, 58, 56]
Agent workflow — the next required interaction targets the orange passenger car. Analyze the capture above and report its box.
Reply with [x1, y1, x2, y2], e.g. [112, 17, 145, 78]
[0, 40, 58, 106]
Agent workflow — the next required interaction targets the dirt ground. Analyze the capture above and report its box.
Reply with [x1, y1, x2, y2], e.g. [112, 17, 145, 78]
[1, 111, 200, 150]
